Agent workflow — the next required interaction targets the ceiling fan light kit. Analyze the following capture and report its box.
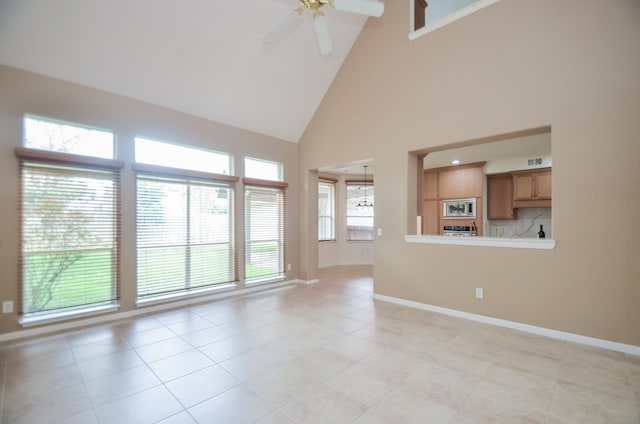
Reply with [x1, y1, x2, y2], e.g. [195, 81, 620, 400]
[262, 0, 384, 55]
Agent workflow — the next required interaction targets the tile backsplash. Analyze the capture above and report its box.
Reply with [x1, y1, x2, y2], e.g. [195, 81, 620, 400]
[488, 207, 551, 239]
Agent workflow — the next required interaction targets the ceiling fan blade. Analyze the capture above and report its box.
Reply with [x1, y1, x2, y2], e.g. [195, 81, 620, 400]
[332, 0, 384, 17]
[262, 9, 303, 45]
[313, 14, 333, 55]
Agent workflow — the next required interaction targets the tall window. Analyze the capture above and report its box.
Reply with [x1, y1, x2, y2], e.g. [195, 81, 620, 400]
[318, 179, 336, 241]
[244, 158, 287, 283]
[135, 137, 237, 301]
[346, 181, 374, 241]
[18, 116, 122, 320]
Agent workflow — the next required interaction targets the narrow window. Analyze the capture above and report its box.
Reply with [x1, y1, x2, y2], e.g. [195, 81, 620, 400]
[318, 179, 336, 241]
[18, 116, 122, 321]
[244, 158, 287, 284]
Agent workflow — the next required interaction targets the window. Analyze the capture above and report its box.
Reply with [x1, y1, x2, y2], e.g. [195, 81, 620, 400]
[245, 157, 283, 181]
[24, 115, 114, 159]
[318, 180, 336, 241]
[244, 159, 287, 283]
[18, 116, 121, 320]
[346, 181, 375, 241]
[135, 136, 231, 174]
[134, 138, 238, 301]
[410, 0, 500, 37]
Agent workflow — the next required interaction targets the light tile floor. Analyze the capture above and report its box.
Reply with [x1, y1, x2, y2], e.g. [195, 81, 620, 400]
[1, 265, 638, 423]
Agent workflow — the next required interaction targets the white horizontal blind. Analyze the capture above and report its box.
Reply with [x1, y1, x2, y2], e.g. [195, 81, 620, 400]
[136, 175, 236, 299]
[20, 161, 120, 316]
[318, 180, 336, 241]
[244, 185, 285, 283]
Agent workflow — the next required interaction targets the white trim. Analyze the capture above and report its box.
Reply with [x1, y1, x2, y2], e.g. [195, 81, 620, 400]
[245, 275, 286, 287]
[373, 293, 640, 356]
[19, 304, 119, 328]
[409, 0, 500, 41]
[0, 279, 298, 343]
[297, 279, 320, 285]
[136, 283, 237, 307]
[405, 235, 555, 250]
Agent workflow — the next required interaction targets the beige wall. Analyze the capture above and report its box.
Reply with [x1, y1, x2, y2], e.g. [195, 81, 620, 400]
[299, 0, 640, 345]
[0, 65, 299, 334]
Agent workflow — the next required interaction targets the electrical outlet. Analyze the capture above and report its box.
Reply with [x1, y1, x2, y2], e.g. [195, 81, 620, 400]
[475, 288, 484, 299]
[2, 301, 14, 314]
[287, 264, 292, 272]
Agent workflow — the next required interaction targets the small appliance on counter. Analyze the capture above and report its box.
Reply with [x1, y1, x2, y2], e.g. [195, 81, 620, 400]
[443, 225, 471, 236]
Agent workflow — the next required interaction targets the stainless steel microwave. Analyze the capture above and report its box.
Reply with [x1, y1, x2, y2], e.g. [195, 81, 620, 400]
[443, 198, 476, 218]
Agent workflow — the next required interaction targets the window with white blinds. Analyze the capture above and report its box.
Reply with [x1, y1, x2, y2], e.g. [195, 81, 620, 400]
[134, 137, 237, 301]
[318, 180, 336, 241]
[18, 116, 121, 319]
[136, 175, 237, 300]
[244, 182, 286, 284]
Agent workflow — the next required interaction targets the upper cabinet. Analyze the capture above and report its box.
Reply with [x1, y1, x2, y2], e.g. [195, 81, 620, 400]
[423, 171, 438, 200]
[512, 168, 552, 208]
[437, 163, 484, 199]
[487, 173, 516, 220]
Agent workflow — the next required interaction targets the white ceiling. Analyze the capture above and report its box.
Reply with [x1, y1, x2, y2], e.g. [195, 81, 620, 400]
[0, 0, 373, 143]
[423, 132, 552, 170]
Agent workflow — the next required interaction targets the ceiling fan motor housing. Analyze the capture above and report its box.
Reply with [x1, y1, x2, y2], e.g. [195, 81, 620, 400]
[299, 0, 333, 11]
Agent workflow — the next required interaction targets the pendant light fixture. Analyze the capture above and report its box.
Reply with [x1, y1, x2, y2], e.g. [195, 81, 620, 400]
[357, 165, 373, 207]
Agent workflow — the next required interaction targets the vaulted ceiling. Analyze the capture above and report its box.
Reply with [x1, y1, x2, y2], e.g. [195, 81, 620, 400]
[0, 0, 374, 143]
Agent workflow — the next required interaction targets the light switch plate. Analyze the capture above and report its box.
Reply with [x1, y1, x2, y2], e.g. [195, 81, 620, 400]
[2, 301, 14, 314]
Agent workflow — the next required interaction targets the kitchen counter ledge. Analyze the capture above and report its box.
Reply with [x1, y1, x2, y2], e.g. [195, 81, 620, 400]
[405, 235, 555, 250]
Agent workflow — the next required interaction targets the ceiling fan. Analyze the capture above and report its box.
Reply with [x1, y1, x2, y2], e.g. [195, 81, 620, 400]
[262, 0, 385, 55]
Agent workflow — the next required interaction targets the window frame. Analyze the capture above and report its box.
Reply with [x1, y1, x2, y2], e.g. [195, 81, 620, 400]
[16, 144, 124, 325]
[243, 177, 288, 285]
[132, 139, 239, 304]
[318, 178, 337, 242]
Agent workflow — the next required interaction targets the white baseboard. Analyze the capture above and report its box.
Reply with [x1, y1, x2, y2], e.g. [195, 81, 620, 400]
[297, 279, 319, 285]
[0, 279, 298, 343]
[373, 294, 640, 357]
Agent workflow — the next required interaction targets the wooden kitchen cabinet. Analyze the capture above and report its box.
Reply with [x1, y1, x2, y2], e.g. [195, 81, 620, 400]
[423, 171, 438, 200]
[422, 199, 440, 235]
[420, 162, 485, 235]
[487, 173, 516, 220]
[438, 164, 484, 199]
[512, 168, 552, 207]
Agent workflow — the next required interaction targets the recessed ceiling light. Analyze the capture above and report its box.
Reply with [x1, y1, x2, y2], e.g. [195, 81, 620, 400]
[452, 160, 460, 165]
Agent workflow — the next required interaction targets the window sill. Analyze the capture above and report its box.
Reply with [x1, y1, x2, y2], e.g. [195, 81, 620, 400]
[19, 303, 120, 327]
[136, 283, 237, 307]
[405, 235, 555, 250]
[245, 275, 285, 287]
